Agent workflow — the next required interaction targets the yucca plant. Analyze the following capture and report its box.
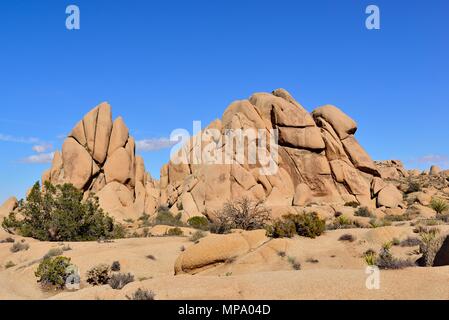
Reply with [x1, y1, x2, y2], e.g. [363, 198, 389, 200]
[430, 198, 449, 214]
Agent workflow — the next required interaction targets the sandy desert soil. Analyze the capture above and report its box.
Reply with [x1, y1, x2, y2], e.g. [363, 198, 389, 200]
[1, 224, 449, 300]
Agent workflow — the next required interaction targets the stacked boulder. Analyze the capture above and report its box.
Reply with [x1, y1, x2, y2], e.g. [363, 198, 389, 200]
[42, 102, 160, 221]
[2, 90, 408, 223]
[159, 89, 404, 221]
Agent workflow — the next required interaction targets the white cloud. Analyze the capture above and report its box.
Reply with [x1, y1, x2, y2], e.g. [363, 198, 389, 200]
[0, 133, 40, 144]
[20, 152, 55, 164]
[32, 143, 53, 153]
[136, 138, 176, 152]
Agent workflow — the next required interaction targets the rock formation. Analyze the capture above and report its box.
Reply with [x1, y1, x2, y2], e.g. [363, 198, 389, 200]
[41, 102, 160, 221]
[160, 89, 404, 221]
[4, 88, 439, 224]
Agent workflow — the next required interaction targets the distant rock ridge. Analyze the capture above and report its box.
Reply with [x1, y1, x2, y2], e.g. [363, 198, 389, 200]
[4, 88, 447, 223]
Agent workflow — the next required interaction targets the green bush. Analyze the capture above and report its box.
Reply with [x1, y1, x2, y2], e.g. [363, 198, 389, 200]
[268, 212, 325, 239]
[2, 181, 124, 242]
[344, 201, 359, 208]
[166, 227, 184, 236]
[187, 216, 210, 230]
[43, 247, 64, 259]
[155, 209, 183, 227]
[111, 261, 121, 272]
[189, 230, 206, 242]
[86, 264, 111, 286]
[363, 247, 415, 269]
[138, 213, 151, 227]
[430, 198, 449, 214]
[418, 228, 443, 266]
[328, 215, 363, 230]
[35, 256, 73, 289]
[10, 241, 29, 253]
[406, 181, 422, 194]
[109, 273, 134, 290]
[266, 218, 296, 238]
[354, 207, 373, 218]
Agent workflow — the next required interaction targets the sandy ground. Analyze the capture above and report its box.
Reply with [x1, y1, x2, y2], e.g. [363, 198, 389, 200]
[1, 225, 449, 300]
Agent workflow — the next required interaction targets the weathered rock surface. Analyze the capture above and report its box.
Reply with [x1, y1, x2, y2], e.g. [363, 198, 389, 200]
[174, 230, 268, 275]
[0, 197, 18, 220]
[41, 102, 159, 222]
[24, 89, 405, 224]
[160, 89, 401, 222]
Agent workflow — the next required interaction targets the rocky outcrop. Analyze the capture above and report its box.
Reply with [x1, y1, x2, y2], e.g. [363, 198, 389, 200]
[42, 102, 160, 221]
[26, 89, 405, 223]
[174, 230, 269, 275]
[160, 89, 401, 221]
[0, 197, 18, 220]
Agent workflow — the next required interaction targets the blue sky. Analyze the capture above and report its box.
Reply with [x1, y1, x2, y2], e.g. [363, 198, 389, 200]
[0, 0, 448, 203]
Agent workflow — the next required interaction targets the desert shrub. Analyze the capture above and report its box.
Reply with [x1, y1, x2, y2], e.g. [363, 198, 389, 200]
[406, 181, 422, 194]
[369, 218, 392, 228]
[436, 214, 449, 223]
[418, 229, 443, 266]
[277, 251, 286, 258]
[212, 197, 271, 232]
[43, 247, 64, 259]
[166, 227, 184, 236]
[109, 273, 134, 290]
[376, 246, 416, 270]
[363, 246, 415, 269]
[287, 257, 301, 270]
[266, 218, 296, 238]
[187, 216, 210, 231]
[0, 237, 15, 243]
[142, 227, 150, 237]
[354, 207, 373, 218]
[430, 198, 449, 214]
[127, 288, 155, 300]
[400, 236, 422, 247]
[35, 256, 73, 289]
[155, 209, 183, 227]
[209, 215, 233, 235]
[5, 261, 16, 269]
[111, 261, 121, 272]
[339, 234, 356, 242]
[392, 238, 401, 246]
[2, 182, 123, 241]
[189, 230, 206, 242]
[306, 258, 319, 264]
[10, 241, 29, 253]
[86, 264, 111, 286]
[138, 213, 151, 227]
[344, 201, 359, 208]
[268, 212, 325, 239]
[383, 213, 413, 222]
[364, 250, 377, 266]
[328, 215, 363, 230]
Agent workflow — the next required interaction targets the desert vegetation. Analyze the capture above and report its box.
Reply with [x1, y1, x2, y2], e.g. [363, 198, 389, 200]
[363, 243, 416, 270]
[35, 256, 75, 289]
[210, 197, 271, 234]
[267, 212, 325, 239]
[2, 182, 125, 241]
